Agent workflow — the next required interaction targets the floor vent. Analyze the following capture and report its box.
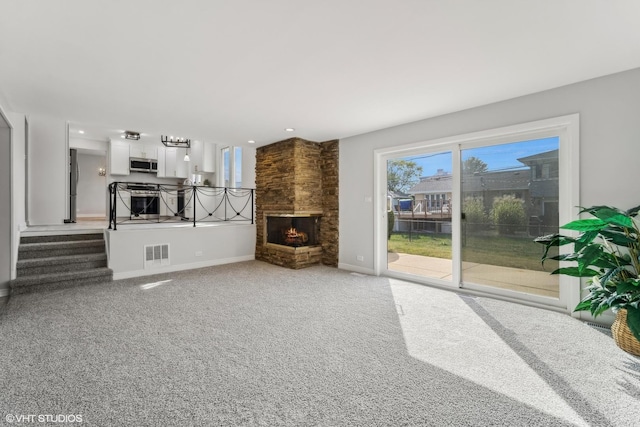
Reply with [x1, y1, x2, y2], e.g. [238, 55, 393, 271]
[144, 244, 169, 269]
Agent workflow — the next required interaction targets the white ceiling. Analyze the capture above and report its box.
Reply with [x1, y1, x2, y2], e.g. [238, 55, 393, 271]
[1, 1, 640, 147]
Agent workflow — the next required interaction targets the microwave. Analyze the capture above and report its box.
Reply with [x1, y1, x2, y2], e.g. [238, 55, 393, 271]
[130, 157, 158, 173]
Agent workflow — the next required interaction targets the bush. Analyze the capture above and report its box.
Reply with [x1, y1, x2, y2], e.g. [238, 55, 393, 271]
[387, 210, 395, 239]
[463, 197, 488, 231]
[491, 195, 526, 235]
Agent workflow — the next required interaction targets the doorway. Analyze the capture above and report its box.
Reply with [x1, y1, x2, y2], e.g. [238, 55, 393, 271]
[75, 150, 108, 220]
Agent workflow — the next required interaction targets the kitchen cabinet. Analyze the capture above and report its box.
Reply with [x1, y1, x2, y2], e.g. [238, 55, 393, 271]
[109, 139, 130, 176]
[129, 143, 158, 160]
[157, 147, 188, 179]
[160, 190, 177, 217]
[191, 141, 216, 173]
[113, 191, 131, 218]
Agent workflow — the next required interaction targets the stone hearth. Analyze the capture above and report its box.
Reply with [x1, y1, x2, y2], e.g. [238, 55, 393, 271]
[255, 137, 338, 269]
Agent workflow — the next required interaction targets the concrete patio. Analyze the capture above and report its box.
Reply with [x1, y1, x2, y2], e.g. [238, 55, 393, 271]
[387, 252, 558, 298]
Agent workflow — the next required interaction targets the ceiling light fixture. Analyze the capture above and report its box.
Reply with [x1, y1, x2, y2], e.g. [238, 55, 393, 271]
[248, 140, 255, 144]
[285, 128, 295, 132]
[125, 130, 141, 140]
[161, 135, 191, 148]
[78, 130, 85, 134]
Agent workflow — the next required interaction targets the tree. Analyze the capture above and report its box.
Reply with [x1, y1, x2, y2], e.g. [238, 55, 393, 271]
[463, 156, 488, 174]
[387, 160, 423, 193]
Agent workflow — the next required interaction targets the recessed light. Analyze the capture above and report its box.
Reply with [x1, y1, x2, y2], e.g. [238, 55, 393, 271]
[78, 130, 85, 134]
[120, 135, 125, 138]
[248, 140, 255, 144]
[285, 128, 295, 132]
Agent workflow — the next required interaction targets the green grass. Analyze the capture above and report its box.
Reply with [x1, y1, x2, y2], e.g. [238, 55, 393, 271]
[388, 232, 559, 272]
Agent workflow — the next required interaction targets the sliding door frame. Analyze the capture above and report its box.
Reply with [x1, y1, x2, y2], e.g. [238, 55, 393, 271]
[374, 114, 580, 314]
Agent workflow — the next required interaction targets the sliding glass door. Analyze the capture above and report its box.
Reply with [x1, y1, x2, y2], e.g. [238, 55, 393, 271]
[460, 138, 559, 299]
[387, 151, 454, 286]
[379, 115, 578, 310]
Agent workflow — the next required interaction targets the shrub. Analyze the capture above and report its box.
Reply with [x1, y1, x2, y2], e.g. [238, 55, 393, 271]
[463, 197, 488, 231]
[491, 195, 526, 235]
[387, 210, 395, 239]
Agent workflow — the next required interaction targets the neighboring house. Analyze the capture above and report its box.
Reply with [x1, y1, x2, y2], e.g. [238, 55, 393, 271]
[406, 169, 452, 214]
[461, 168, 531, 212]
[517, 149, 560, 228]
[406, 150, 559, 230]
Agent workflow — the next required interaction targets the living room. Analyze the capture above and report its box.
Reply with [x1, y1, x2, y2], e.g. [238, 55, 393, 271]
[1, 2, 640, 425]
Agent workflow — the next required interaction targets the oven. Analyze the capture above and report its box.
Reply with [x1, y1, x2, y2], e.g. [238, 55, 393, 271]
[127, 184, 160, 220]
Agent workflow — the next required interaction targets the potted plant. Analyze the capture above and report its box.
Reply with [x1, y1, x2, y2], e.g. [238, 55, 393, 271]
[534, 205, 640, 356]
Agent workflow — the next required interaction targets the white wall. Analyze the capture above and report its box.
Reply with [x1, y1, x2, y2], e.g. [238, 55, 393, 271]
[7, 112, 26, 281]
[242, 146, 256, 189]
[8, 112, 26, 231]
[0, 110, 11, 295]
[107, 223, 256, 279]
[77, 152, 107, 217]
[69, 137, 108, 152]
[28, 115, 67, 225]
[339, 67, 640, 273]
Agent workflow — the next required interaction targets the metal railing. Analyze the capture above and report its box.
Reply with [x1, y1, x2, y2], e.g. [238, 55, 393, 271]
[108, 182, 254, 230]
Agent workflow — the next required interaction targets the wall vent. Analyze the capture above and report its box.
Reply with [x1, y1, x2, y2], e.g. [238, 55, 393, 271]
[144, 244, 169, 268]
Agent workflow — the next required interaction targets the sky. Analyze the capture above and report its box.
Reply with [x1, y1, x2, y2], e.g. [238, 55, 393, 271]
[402, 137, 559, 177]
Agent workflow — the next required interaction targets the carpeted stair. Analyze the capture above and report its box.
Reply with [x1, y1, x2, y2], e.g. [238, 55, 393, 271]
[10, 232, 113, 295]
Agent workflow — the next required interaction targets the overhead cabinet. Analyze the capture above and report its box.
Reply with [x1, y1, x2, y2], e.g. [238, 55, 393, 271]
[109, 139, 130, 175]
[191, 140, 216, 173]
[129, 143, 158, 160]
[157, 147, 188, 179]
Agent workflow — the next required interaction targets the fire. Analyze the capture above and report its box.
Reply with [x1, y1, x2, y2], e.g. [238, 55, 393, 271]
[284, 227, 309, 245]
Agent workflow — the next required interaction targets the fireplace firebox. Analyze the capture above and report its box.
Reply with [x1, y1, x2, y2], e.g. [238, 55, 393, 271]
[266, 215, 321, 248]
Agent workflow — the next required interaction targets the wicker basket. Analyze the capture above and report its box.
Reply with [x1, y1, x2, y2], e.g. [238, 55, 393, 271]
[611, 309, 640, 356]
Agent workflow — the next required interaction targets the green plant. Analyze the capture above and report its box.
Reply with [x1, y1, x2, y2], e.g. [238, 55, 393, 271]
[463, 196, 489, 231]
[491, 195, 526, 235]
[387, 210, 395, 240]
[534, 205, 640, 341]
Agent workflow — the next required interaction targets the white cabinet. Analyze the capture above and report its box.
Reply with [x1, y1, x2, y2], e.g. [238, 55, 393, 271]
[160, 190, 177, 217]
[157, 147, 188, 179]
[109, 140, 130, 176]
[114, 191, 131, 218]
[190, 141, 216, 173]
[129, 143, 158, 160]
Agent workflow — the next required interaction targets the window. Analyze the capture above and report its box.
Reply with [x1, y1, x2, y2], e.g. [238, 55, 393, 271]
[222, 147, 230, 187]
[220, 146, 243, 188]
[234, 147, 242, 188]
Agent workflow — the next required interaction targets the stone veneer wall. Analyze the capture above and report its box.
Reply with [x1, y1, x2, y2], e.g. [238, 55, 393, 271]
[320, 140, 339, 266]
[255, 137, 339, 268]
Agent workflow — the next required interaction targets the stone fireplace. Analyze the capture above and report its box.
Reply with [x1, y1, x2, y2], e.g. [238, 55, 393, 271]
[255, 138, 338, 269]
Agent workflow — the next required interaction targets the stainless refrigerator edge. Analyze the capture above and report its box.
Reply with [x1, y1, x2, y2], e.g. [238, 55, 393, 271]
[65, 148, 78, 223]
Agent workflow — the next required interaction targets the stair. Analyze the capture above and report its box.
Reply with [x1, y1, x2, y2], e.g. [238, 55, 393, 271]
[10, 232, 113, 295]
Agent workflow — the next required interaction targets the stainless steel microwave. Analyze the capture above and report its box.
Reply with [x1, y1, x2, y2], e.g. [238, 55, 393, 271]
[130, 157, 158, 173]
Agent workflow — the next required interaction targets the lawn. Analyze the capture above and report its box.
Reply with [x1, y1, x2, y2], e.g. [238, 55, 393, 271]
[387, 232, 559, 272]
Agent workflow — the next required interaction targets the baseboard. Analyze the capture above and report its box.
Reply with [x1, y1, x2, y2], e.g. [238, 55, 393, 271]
[112, 255, 255, 280]
[338, 262, 376, 275]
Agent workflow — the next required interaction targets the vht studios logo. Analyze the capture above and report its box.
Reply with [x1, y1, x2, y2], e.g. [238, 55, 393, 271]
[5, 413, 83, 423]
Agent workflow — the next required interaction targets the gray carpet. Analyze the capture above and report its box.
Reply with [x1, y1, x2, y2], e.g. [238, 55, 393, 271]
[0, 261, 638, 426]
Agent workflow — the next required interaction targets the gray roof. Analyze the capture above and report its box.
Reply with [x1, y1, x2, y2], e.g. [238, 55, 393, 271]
[518, 149, 558, 165]
[462, 170, 530, 192]
[407, 175, 452, 194]
[408, 169, 531, 195]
